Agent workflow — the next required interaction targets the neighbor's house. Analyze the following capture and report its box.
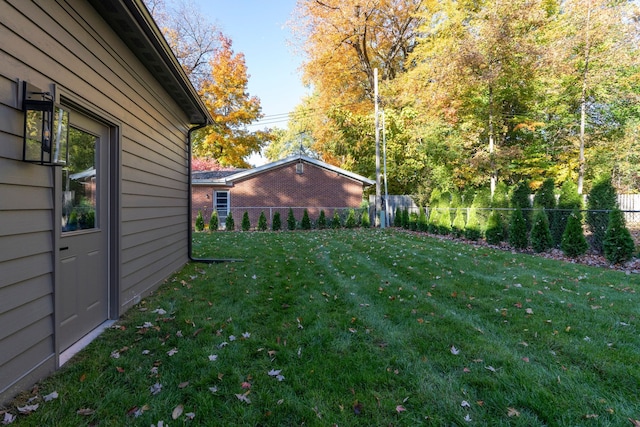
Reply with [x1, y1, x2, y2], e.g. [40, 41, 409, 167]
[191, 154, 375, 228]
[0, 0, 211, 403]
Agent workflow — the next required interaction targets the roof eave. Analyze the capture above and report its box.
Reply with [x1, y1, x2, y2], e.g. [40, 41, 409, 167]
[87, 0, 212, 125]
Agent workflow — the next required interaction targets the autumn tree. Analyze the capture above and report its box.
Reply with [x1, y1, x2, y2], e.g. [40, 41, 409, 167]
[194, 36, 271, 167]
[541, 0, 638, 193]
[404, 0, 547, 195]
[144, 0, 220, 91]
[290, 0, 425, 173]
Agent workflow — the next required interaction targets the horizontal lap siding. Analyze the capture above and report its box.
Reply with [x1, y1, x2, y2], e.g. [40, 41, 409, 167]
[0, 0, 192, 401]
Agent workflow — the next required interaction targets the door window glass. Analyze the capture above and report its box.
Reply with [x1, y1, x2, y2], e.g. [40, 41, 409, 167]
[62, 125, 98, 232]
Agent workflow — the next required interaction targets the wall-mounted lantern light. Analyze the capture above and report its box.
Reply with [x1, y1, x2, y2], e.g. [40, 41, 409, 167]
[22, 81, 67, 166]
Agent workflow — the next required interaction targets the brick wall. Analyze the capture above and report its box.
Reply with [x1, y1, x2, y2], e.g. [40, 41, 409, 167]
[192, 161, 368, 229]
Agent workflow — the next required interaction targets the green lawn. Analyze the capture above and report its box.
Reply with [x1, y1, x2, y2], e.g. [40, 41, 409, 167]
[5, 229, 640, 426]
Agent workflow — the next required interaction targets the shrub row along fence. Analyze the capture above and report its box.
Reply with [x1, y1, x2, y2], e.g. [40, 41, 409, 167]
[376, 195, 640, 227]
[193, 206, 370, 232]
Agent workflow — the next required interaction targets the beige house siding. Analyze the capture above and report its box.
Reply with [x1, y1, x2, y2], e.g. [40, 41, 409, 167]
[0, 0, 206, 403]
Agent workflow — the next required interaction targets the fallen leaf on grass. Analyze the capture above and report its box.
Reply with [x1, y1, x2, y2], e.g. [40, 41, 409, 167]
[485, 366, 497, 372]
[241, 382, 252, 389]
[461, 401, 471, 408]
[464, 414, 472, 422]
[353, 401, 363, 415]
[178, 381, 189, 389]
[76, 408, 95, 416]
[629, 418, 640, 426]
[507, 407, 520, 417]
[150, 382, 162, 395]
[17, 405, 38, 415]
[116, 366, 125, 373]
[450, 346, 460, 355]
[235, 392, 251, 404]
[167, 348, 178, 356]
[43, 391, 58, 402]
[3, 412, 16, 424]
[208, 354, 218, 361]
[396, 405, 406, 413]
[172, 404, 184, 420]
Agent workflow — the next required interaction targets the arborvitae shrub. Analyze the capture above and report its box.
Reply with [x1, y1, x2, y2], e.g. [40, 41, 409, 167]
[603, 208, 635, 264]
[394, 207, 402, 227]
[272, 211, 281, 231]
[534, 178, 556, 210]
[464, 206, 481, 240]
[508, 208, 529, 250]
[361, 208, 370, 228]
[561, 209, 588, 257]
[318, 210, 327, 229]
[553, 181, 581, 247]
[195, 210, 205, 232]
[512, 181, 532, 231]
[452, 207, 466, 237]
[427, 207, 439, 233]
[402, 208, 409, 229]
[287, 208, 296, 230]
[301, 209, 311, 230]
[345, 208, 357, 228]
[225, 211, 235, 231]
[418, 208, 428, 232]
[587, 175, 617, 254]
[409, 212, 418, 231]
[530, 208, 553, 253]
[472, 188, 492, 235]
[241, 211, 251, 231]
[485, 209, 505, 245]
[437, 192, 452, 234]
[332, 210, 342, 228]
[257, 211, 268, 231]
[209, 210, 219, 232]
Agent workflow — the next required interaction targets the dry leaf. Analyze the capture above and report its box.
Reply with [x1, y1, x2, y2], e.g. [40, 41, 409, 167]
[76, 408, 95, 416]
[628, 418, 640, 426]
[17, 405, 39, 415]
[507, 407, 520, 417]
[395, 405, 406, 413]
[43, 391, 58, 402]
[450, 346, 460, 355]
[3, 412, 16, 424]
[178, 381, 189, 389]
[235, 392, 251, 404]
[172, 404, 183, 420]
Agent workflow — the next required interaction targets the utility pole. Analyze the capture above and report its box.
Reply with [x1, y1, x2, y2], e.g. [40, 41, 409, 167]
[382, 110, 389, 226]
[374, 68, 383, 227]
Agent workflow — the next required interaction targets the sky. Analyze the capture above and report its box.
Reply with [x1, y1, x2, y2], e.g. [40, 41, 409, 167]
[194, 0, 309, 133]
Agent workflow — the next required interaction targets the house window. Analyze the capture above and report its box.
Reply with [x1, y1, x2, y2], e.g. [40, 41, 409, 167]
[214, 191, 229, 222]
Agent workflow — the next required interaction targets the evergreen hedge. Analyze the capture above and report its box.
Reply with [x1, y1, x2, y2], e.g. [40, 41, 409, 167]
[301, 209, 311, 230]
[603, 208, 635, 264]
[241, 211, 250, 231]
[318, 210, 327, 229]
[552, 181, 582, 247]
[272, 212, 281, 231]
[287, 208, 296, 230]
[561, 209, 588, 257]
[209, 210, 219, 232]
[530, 208, 553, 253]
[485, 209, 505, 245]
[195, 210, 205, 232]
[394, 207, 402, 227]
[225, 212, 235, 231]
[257, 211, 268, 231]
[464, 206, 481, 241]
[508, 208, 528, 250]
[332, 210, 342, 229]
[587, 175, 617, 254]
[345, 208, 357, 228]
[361, 208, 370, 228]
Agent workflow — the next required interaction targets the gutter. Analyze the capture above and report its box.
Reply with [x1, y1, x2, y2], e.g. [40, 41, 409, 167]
[187, 124, 243, 263]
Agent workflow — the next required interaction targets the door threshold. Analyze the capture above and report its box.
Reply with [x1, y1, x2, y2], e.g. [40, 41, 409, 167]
[59, 320, 117, 367]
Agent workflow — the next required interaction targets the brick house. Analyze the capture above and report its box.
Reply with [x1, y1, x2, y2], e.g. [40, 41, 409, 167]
[192, 154, 375, 228]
